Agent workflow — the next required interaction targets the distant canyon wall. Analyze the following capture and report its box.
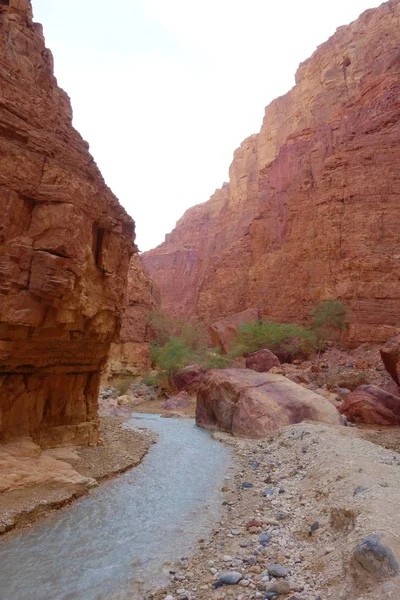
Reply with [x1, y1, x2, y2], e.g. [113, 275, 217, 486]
[143, 0, 400, 343]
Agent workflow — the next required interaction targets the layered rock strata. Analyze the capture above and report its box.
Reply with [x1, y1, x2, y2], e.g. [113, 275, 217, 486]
[0, 1, 135, 446]
[106, 255, 159, 378]
[144, 0, 400, 343]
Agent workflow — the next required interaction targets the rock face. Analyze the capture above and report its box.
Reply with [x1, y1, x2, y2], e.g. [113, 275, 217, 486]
[0, 2, 136, 447]
[144, 0, 400, 343]
[106, 255, 159, 378]
[196, 369, 340, 437]
[380, 333, 400, 385]
[245, 349, 281, 373]
[210, 308, 261, 354]
[339, 384, 400, 425]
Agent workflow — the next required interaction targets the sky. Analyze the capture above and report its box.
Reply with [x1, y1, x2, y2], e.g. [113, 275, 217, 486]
[31, 0, 382, 252]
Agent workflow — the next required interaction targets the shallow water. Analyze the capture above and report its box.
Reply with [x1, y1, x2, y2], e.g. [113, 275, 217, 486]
[0, 414, 233, 600]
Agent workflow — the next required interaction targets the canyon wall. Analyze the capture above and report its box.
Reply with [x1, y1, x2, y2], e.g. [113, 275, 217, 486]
[106, 255, 159, 379]
[143, 0, 400, 344]
[0, 1, 137, 447]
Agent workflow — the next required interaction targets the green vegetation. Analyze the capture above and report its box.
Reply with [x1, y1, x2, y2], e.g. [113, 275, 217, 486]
[232, 320, 316, 362]
[312, 299, 347, 340]
[148, 311, 229, 391]
[148, 300, 347, 388]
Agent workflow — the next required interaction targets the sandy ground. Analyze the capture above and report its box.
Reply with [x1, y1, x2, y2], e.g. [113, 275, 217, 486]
[0, 416, 156, 537]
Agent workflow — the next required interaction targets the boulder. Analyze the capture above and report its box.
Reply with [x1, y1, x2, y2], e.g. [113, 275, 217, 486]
[196, 369, 340, 438]
[209, 308, 261, 354]
[339, 385, 400, 426]
[162, 391, 191, 411]
[174, 364, 207, 393]
[246, 349, 280, 373]
[381, 334, 400, 386]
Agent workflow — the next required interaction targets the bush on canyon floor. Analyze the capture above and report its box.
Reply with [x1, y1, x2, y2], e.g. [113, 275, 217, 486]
[231, 320, 316, 363]
[312, 299, 347, 341]
[148, 310, 209, 348]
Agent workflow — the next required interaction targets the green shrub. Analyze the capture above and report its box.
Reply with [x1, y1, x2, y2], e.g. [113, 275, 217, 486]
[233, 320, 316, 362]
[312, 299, 347, 340]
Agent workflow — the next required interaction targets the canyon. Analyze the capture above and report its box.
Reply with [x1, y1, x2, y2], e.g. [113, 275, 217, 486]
[0, 0, 150, 447]
[143, 0, 400, 345]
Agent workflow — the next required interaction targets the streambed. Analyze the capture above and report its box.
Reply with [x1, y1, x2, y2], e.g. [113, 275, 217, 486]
[0, 414, 233, 600]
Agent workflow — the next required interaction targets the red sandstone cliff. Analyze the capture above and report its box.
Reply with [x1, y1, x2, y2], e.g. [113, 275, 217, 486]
[0, 1, 139, 446]
[143, 0, 400, 344]
[107, 255, 159, 378]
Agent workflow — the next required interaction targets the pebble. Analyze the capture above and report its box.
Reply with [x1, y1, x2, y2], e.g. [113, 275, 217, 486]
[259, 532, 271, 546]
[241, 482, 254, 489]
[264, 593, 279, 600]
[231, 529, 241, 536]
[263, 489, 274, 497]
[264, 580, 291, 594]
[310, 521, 320, 533]
[267, 564, 289, 578]
[165, 596, 174, 600]
[216, 571, 243, 586]
[223, 555, 233, 562]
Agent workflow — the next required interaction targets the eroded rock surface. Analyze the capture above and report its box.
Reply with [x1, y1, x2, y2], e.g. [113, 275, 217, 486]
[144, 0, 400, 343]
[210, 308, 261, 354]
[339, 384, 400, 426]
[106, 255, 159, 378]
[0, 2, 136, 446]
[196, 369, 340, 437]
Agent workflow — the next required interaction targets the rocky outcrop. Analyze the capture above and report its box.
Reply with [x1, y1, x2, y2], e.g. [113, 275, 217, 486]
[0, 2, 137, 446]
[106, 255, 159, 378]
[210, 308, 261, 353]
[339, 384, 400, 425]
[196, 369, 340, 437]
[245, 349, 281, 373]
[144, 0, 400, 343]
[380, 333, 400, 385]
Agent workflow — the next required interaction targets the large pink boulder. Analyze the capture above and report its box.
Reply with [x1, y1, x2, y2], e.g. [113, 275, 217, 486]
[339, 385, 400, 426]
[246, 349, 280, 373]
[209, 308, 261, 354]
[174, 364, 207, 393]
[196, 369, 340, 438]
[381, 334, 400, 385]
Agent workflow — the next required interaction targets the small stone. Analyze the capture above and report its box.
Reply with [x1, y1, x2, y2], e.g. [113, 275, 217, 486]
[215, 571, 243, 587]
[165, 596, 174, 600]
[353, 486, 367, 496]
[231, 529, 241, 536]
[263, 489, 274, 497]
[239, 579, 250, 587]
[210, 568, 218, 575]
[176, 589, 185, 595]
[267, 564, 289, 578]
[353, 534, 399, 578]
[242, 482, 254, 489]
[383, 582, 395, 593]
[259, 532, 271, 546]
[310, 521, 320, 533]
[325, 546, 335, 554]
[223, 555, 233, 562]
[276, 512, 289, 521]
[264, 594, 279, 600]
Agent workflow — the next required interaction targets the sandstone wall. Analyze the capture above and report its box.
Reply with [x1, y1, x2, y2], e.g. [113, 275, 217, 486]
[143, 0, 400, 343]
[0, 1, 136, 447]
[106, 255, 159, 379]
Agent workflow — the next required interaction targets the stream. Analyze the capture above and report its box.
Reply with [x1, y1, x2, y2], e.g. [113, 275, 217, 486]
[0, 414, 233, 600]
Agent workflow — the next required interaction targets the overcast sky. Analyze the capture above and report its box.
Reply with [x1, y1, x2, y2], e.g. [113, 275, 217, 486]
[31, 0, 381, 251]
